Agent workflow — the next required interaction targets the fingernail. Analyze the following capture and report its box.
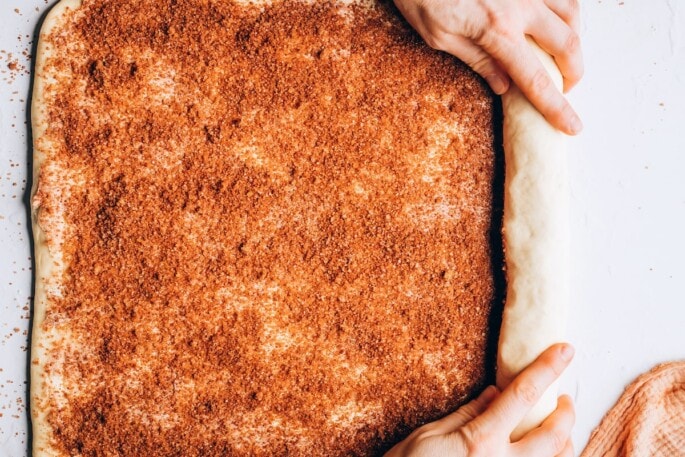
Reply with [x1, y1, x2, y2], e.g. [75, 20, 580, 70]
[560, 344, 575, 362]
[568, 114, 583, 135]
[486, 74, 507, 95]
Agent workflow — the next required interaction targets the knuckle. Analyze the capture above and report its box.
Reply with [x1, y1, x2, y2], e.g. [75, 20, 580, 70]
[456, 425, 498, 457]
[565, 32, 581, 55]
[529, 67, 552, 94]
[457, 425, 485, 454]
[561, 100, 575, 116]
[423, 33, 444, 51]
[557, 0, 580, 19]
[557, 100, 577, 128]
[469, 56, 494, 75]
[476, 8, 512, 46]
[551, 429, 567, 453]
[486, 8, 510, 33]
[513, 380, 539, 404]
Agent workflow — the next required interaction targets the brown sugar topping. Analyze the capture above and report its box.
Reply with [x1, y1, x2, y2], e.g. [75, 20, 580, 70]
[37, 0, 502, 455]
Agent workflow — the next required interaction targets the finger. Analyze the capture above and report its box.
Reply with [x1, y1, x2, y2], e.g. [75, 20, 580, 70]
[429, 385, 500, 434]
[529, 10, 584, 92]
[482, 34, 582, 134]
[543, 0, 581, 34]
[556, 439, 574, 457]
[435, 33, 510, 94]
[514, 395, 575, 456]
[472, 343, 574, 434]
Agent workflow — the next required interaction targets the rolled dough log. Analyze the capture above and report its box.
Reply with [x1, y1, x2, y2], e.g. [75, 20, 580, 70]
[496, 39, 569, 440]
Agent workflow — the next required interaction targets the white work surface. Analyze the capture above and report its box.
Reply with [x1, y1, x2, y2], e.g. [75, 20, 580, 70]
[1, 1, 683, 455]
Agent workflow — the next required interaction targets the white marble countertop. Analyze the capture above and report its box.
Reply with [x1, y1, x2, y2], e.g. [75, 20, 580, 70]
[561, 0, 685, 449]
[1, 1, 683, 455]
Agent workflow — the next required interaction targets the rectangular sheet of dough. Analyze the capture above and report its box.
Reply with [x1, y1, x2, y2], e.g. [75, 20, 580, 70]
[30, 0, 506, 455]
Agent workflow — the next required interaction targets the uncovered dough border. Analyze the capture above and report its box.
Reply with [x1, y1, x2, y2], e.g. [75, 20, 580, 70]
[30, 1, 83, 456]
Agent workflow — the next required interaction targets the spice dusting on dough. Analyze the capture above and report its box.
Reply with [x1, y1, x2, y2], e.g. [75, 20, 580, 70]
[32, 0, 501, 455]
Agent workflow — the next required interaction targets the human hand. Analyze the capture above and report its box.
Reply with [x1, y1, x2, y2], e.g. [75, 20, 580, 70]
[384, 343, 575, 457]
[393, 0, 583, 135]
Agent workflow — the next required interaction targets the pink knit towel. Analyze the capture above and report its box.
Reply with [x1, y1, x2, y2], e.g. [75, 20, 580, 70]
[581, 361, 685, 457]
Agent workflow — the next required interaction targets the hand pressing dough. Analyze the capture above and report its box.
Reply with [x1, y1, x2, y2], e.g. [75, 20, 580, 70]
[496, 39, 570, 440]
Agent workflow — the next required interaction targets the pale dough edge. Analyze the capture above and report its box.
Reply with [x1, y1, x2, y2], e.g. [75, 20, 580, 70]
[31, 1, 83, 456]
[496, 40, 569, 440]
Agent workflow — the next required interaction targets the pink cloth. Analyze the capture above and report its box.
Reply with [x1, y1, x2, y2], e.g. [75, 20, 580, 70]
[581, 361, 685, 457]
